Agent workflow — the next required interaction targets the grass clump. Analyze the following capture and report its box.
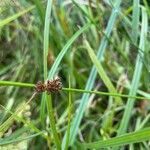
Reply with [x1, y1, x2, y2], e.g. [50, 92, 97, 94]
[0, 0, 150, 150]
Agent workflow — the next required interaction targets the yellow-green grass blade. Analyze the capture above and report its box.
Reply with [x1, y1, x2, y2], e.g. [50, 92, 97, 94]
[84, 39, 122, 104]
[0, 5, 35, 28]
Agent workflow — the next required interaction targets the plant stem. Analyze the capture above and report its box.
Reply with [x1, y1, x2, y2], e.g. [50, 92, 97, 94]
[0, 80, 34, 87]
[46, 94, 61, 150]
[0, 80, 150, 101]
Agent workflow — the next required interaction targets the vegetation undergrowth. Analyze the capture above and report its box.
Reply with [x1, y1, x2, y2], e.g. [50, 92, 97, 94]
[0, 0, 150, 150]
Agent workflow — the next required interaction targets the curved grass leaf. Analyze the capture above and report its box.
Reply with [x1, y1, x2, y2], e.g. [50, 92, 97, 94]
[48, 22, 91, 79]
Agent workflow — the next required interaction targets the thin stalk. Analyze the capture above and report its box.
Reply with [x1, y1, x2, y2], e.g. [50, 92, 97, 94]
[64, 76, 72, 150]
[0, 80, 34, 88]
[46, 94, 61, 150]
[62, 88, 150, 101]
[43, 0, 61, 149]
[0, 81, 150, 101]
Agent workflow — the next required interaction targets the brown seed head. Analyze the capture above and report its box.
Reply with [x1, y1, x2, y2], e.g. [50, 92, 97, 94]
[46, 77, 62, 93]
[35, 77, 62, 94]
[35, 81, 46, 93]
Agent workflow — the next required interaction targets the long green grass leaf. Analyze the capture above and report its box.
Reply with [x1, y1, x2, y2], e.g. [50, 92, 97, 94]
[63, 0, 123, 146]
[46, 94, 61, 149]
[48, 23, 91, 79]
[42, 0, 61, 149]
[43, 0, 52, 80]
[83, 127, 150, 149]
[117, 6, 148, 135]
[41, 22, 91, 135]
[84, 39, 122, 104]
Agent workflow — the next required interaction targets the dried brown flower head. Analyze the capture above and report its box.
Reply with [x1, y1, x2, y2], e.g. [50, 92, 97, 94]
[46, 77, 62, 93]
[35, 81, 46, 93]
[35, 77, 62, 93]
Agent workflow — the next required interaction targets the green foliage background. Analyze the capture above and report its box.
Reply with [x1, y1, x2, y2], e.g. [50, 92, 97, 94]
[0, 0, 150, 149]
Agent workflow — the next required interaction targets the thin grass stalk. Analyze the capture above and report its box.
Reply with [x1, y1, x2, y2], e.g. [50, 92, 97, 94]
[43, 0, 60, 149]
[0, 80, 150, 101]
[64, 76, 72, 150]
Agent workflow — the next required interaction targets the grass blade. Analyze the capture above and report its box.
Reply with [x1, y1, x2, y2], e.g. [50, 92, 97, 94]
[84, 39, 122, 104]
[43, 0, 52, 80]
[46, 94, 61, 149]
[0, 132, 43, 146]
[41, 22, 91, 134]
[117, 6, 148, 135]
[83, 127, 150, 149]
[42, 0, 61, 149]
[63, 0, 123, 145]
[0, 80, 34, 88]
[48, 22, 91, 79]
[131, 0, 140, 44]
[0, 6, 35, 28]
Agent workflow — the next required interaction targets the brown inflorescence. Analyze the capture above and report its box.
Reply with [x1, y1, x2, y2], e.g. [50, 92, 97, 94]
[46, 77, 62, 93]
[35, 77, 62, 93]
[35, 81, 46, 93]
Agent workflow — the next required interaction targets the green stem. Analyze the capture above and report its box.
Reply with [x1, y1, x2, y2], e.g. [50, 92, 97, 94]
[0, 80, 34, 87]
[46, 94, 61, 150]
[64, 76, 72, 150]
[43, 0, 61, 148]
[62, 88, 150, 101]
[0, 80, 150, 101]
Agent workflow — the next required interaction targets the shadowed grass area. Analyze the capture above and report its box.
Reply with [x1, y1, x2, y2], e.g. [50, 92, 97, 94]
[0, 0, 150, 150]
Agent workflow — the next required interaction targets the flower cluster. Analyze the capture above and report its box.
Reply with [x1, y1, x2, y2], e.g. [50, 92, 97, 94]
[35, 77, 62, 93]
